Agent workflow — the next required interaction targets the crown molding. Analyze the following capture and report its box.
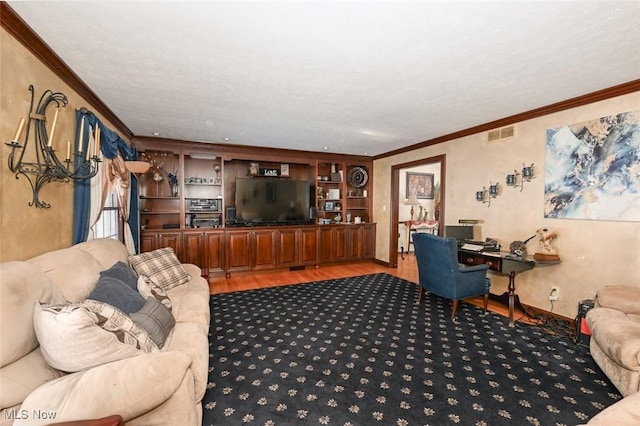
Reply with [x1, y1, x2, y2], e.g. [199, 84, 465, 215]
[375, 78, 640, 160]
[1, 2, 133, 140]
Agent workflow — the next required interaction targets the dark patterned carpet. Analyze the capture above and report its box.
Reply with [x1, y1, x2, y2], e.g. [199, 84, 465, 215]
[203, 273, 620, 425]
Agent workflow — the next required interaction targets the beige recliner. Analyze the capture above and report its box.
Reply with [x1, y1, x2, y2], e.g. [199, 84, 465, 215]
[585, 285, 640, 425]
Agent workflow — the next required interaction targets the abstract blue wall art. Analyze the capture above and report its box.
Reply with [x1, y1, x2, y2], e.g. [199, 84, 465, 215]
[544, 110, 640, 222]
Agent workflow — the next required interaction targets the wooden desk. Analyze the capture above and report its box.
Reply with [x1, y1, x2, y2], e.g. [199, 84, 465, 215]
[458, 249, 535, 327]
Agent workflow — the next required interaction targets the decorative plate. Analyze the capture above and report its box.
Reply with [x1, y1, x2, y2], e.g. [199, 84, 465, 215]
[347, 167, 368, 188]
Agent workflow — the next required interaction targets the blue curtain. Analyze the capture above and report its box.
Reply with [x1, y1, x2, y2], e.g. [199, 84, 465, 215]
[72, 110, 140, 248]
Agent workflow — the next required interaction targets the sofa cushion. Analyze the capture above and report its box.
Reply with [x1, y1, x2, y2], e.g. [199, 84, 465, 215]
[0, 261, 66, 368]
[87, 275, 145, 314]
[28, 248, 103, 303]
[15, 352, 193, 425]
[34, 301, 158, 373]
[73, 238, 131, 271]
[130, 297, 176, 348]
[137, 275, 172, 312]
[100, 261, 139, 291]
[129, 248, 190, 291]
[0, 347, 65, 410]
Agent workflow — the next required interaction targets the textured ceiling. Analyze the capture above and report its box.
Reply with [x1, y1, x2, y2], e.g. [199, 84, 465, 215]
[7, 1, 640, 156]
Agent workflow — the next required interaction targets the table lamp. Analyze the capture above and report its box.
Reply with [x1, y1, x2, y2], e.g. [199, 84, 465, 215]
[404, 191, 420, 221]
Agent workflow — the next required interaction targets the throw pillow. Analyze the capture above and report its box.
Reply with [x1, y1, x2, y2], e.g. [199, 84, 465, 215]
[137, 275, 172, 312]
[128, 247, 190, 291]
[130, 297, 176, 348]
[100, 260, 139, 291]
[87, 275, 146, 314]
[34, 300, 158, 373]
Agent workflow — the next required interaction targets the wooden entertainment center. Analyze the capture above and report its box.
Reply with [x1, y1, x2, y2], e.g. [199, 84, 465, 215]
[132, 137, 375, 276]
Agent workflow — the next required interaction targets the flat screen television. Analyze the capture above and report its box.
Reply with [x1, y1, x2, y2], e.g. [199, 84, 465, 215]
[233, 178, 312, 225]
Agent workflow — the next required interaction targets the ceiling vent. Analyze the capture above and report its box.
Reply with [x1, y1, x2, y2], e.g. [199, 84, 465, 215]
[487, 125, 515, 142]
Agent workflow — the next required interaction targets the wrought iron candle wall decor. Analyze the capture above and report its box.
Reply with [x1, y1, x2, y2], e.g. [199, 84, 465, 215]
[5, 85, 100, 208]
[506, 163, 535, 192]
[476, 182, 500, 207]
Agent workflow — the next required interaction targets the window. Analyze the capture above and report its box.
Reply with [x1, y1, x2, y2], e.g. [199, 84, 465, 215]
[93, 189, 123, 241]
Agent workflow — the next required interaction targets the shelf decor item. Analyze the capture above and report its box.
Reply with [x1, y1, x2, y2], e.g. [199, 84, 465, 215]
[167, 168, 179, 198]
[347, 166, 368, 188]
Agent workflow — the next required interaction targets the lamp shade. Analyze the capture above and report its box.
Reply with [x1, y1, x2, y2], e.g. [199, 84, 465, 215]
[405, 192, 419, 206]
[124, 161, 151, 175]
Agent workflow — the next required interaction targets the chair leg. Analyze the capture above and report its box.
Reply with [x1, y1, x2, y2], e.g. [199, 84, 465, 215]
[483, 293, 489, 312]
[417, 286, 423, 303]
[451, 299, 459, 320]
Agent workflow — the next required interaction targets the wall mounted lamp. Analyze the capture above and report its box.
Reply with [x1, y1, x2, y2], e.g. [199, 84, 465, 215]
[476, 182, 500, 207]
[5, 85, 100, 208]
[506, 163, 535, 192]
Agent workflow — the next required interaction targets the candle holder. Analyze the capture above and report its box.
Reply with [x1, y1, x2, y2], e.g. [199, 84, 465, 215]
[5, 85, 100, 208]
[476, 182, 500, 207]
[506, 163, 535, 192]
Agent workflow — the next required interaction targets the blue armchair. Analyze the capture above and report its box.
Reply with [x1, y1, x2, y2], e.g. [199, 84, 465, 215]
[413, 233, 491, 319]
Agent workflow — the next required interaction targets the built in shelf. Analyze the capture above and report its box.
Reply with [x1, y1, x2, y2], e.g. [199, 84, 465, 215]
[140, 211, 179, 215]
[140, 196, 180, 200]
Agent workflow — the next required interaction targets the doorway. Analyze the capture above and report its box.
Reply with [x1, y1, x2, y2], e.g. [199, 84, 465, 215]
[388, 154, 446, 268]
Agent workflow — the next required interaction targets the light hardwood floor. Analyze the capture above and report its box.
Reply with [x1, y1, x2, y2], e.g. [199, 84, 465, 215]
[208, 254, 532, 322]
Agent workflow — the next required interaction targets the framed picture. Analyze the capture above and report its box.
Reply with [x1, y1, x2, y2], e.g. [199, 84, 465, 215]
[406, 172, 434, 199]
[325, 201, 334, 211]
[281, 163, 290, 176]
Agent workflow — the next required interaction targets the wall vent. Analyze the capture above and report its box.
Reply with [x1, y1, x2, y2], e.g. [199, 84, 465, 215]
[487, 125, 515, 142]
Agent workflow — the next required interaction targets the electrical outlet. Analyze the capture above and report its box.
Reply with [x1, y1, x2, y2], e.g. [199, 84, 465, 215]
[549, 287, 559, 301]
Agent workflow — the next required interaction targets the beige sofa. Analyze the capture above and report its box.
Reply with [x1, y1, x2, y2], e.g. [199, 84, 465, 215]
[0, 239, 211, 425]
[585, 285, 640, 425]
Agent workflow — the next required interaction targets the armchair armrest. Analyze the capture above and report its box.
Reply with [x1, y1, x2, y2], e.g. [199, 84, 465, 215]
[596, 285, 640, 315]
[459, 264, 490, 274]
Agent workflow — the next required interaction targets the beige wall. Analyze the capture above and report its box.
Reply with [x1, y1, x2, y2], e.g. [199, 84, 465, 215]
[373, 92, 640, 318]
[0, 29, 129, 261]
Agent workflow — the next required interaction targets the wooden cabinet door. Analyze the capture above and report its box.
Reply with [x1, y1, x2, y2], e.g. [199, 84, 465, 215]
[346, 226, 362, 259]
[361, 224, 376, 259]
[318, 227, 334, 263]
[253, 230, 277, 270]
[158, 232, 183, 260]
[333, 226, 347, 261]
[140, 231, 159, 253]
[204, 231, 224, 273]
[226, 230, 252, 272]
[183, 231, 205, 270]
[277, 228, 299, 268]
[300, 227, 318, 264]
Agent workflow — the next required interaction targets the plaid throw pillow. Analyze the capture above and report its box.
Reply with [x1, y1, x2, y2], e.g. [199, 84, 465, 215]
[129, 247, 190, 291]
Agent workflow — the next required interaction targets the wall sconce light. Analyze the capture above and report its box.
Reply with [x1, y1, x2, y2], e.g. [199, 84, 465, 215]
[476, 182, 500, 207]
[506, 163, 535, 192]
[5, 85, 100, 208]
